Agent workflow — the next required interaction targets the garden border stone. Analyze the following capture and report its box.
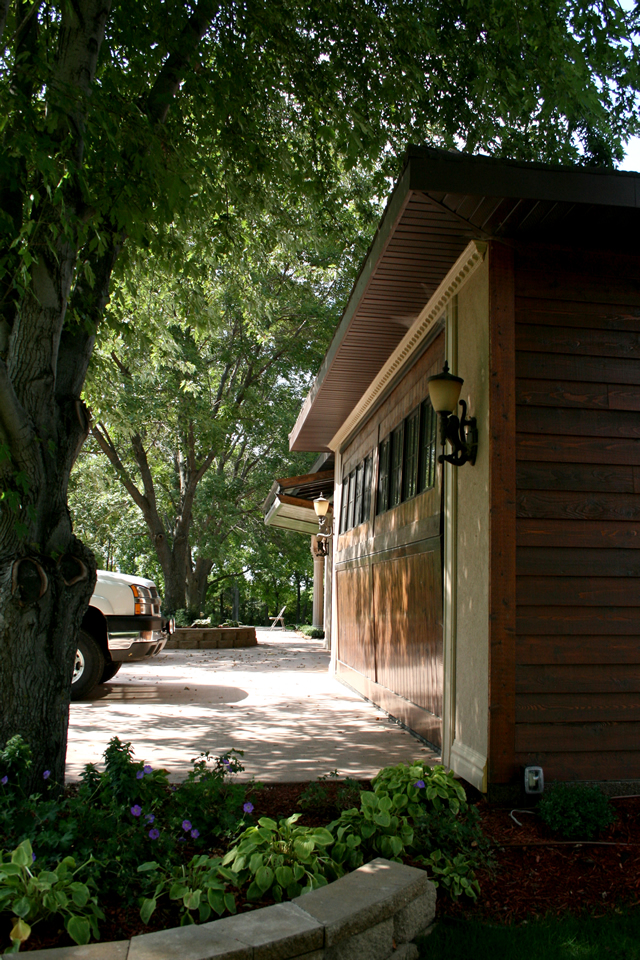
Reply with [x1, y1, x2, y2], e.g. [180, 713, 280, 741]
[6, 859, 435, 960]
[164, 628, 257, 650]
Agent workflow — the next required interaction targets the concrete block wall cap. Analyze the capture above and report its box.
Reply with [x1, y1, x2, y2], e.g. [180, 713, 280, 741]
[3, 943, 129, 960]
[128, 922, 251, 960]
[212, 902, 323, 958]
[293, 859, 430, 946]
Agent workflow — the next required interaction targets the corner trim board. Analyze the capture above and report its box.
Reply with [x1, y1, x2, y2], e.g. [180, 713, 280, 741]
[450, 739, 488, 793]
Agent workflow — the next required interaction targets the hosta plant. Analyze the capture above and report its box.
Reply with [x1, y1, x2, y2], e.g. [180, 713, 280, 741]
[328, 790, 414, 867]
[222, 814, 338, 901]
[0, 839, 103, 953]
[137, 854, 236, 926]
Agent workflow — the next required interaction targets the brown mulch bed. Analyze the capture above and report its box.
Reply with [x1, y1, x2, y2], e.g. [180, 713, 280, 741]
[438, 794, 640, 924]
[15, 782, 640, 950]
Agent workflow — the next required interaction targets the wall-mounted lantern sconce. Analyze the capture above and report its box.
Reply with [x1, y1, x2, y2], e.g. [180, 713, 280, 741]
[427, 362, 478, 467]
[313, 492, 332, 557]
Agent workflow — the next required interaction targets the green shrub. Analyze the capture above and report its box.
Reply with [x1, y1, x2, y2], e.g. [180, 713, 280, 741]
[222, 814, 339, 901]
[297, 625, 324, 639]
[371, 761, 488, 900]
[537, 782, 616, 840]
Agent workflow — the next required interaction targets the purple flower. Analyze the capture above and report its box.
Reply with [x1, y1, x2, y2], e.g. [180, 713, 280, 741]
[190, 828, 200, 839]
[243, 802, 254, 814]
[182, 820, 192, 831]
[0, 776, 7, 786]
[43, 770, 51, 780]
[131, 805, 142, 817]
[136, 770, 144, 780]
[221, 758, 231, 768]
[148, 828, 160, 840]
[145, 813, 155, 823]
[31, 853, 36, 863]
[143, 765, 153, 774]
[414, 780, 426, 789]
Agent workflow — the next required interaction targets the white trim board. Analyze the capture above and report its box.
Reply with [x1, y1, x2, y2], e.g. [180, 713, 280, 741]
[450, 739, 487, 793]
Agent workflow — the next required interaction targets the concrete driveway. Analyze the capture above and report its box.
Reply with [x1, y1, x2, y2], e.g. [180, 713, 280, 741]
[66, 628, 440, 782]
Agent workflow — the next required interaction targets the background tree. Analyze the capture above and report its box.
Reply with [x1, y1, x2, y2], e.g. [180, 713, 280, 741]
[1, 0, 639, 788]
[79, 177, 372, 613]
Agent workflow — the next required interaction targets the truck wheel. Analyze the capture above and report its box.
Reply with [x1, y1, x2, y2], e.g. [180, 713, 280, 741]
[99, 661, 122, 684]
[71, 630, 105, 701]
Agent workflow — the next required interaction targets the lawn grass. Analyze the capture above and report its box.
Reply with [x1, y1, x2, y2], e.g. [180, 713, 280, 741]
[416, 911, 640, 959]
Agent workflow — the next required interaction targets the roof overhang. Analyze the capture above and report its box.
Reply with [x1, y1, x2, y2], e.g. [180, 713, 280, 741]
[289, 146, 640, 452]
[263, 466, 334, 536]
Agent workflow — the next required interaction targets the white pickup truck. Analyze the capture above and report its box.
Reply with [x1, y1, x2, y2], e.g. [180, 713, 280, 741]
[71, 570, 173, 700]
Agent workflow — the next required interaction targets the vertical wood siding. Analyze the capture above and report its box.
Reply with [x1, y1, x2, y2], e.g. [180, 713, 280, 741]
[335, 332, 445, 748]
[515, 244, 640, 781]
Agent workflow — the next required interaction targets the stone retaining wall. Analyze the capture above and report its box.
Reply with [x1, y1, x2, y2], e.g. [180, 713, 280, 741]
[164, 627, 257, 650]
[16, 858, 435, 960]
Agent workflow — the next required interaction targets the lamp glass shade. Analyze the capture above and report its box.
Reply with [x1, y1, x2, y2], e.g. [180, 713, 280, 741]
[428, 365, 464, 414]
[313, 493, 330, 518]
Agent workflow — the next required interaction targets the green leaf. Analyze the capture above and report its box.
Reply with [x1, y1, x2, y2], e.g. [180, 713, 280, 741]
[208, 889, 225, 915]
[223, 892, 236, 914]
[275, 865, 293, 887]
[246, 880, 262, 901]
[140, 898, 157, 924]
[170, 882, 189, 900]
[255, 865, 274, 893]
[257, 817, 278, 830]
[184, 889, 201, 911]
[11, 841, 32, 868]
[293, 838, 314, 860]
[12, 896, 31, 919]
[66, 916, 91, 946]
[137, 861, 160, 873]
[70, 883, 90, 908]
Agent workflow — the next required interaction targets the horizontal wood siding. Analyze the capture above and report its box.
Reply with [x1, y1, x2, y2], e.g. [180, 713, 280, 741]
[515, 245, 640, 781]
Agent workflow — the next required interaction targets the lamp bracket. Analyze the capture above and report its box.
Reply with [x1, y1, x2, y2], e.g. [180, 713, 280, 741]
[438, 399, 478, 467]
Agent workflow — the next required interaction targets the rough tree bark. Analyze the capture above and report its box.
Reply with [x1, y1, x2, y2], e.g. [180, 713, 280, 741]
[0, 0, 217, 789]
[0, 0, 111, 788]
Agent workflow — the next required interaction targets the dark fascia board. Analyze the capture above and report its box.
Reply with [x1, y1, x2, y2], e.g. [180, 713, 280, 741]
[288, 162, 413, 449]
[407, 145, 640, 208]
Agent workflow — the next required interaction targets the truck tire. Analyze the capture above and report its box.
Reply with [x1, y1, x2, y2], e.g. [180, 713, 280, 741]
[71, 629, 105, 701]
[99, 661, 122, 684]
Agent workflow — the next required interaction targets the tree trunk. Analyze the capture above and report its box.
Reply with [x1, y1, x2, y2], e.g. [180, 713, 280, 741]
[233, 581, 239, 621]
[186, 555, 213, 616]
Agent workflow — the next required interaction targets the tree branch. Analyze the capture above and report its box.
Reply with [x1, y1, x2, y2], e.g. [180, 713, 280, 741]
[145, 0, 217, 124]
[91, 423, 147, 514]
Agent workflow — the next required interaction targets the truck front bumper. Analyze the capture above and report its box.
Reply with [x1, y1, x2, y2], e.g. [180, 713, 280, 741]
[107, 616, 169, 662]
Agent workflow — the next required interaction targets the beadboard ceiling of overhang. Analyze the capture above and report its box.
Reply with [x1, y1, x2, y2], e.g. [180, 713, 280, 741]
[289, 191, 477, 452]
